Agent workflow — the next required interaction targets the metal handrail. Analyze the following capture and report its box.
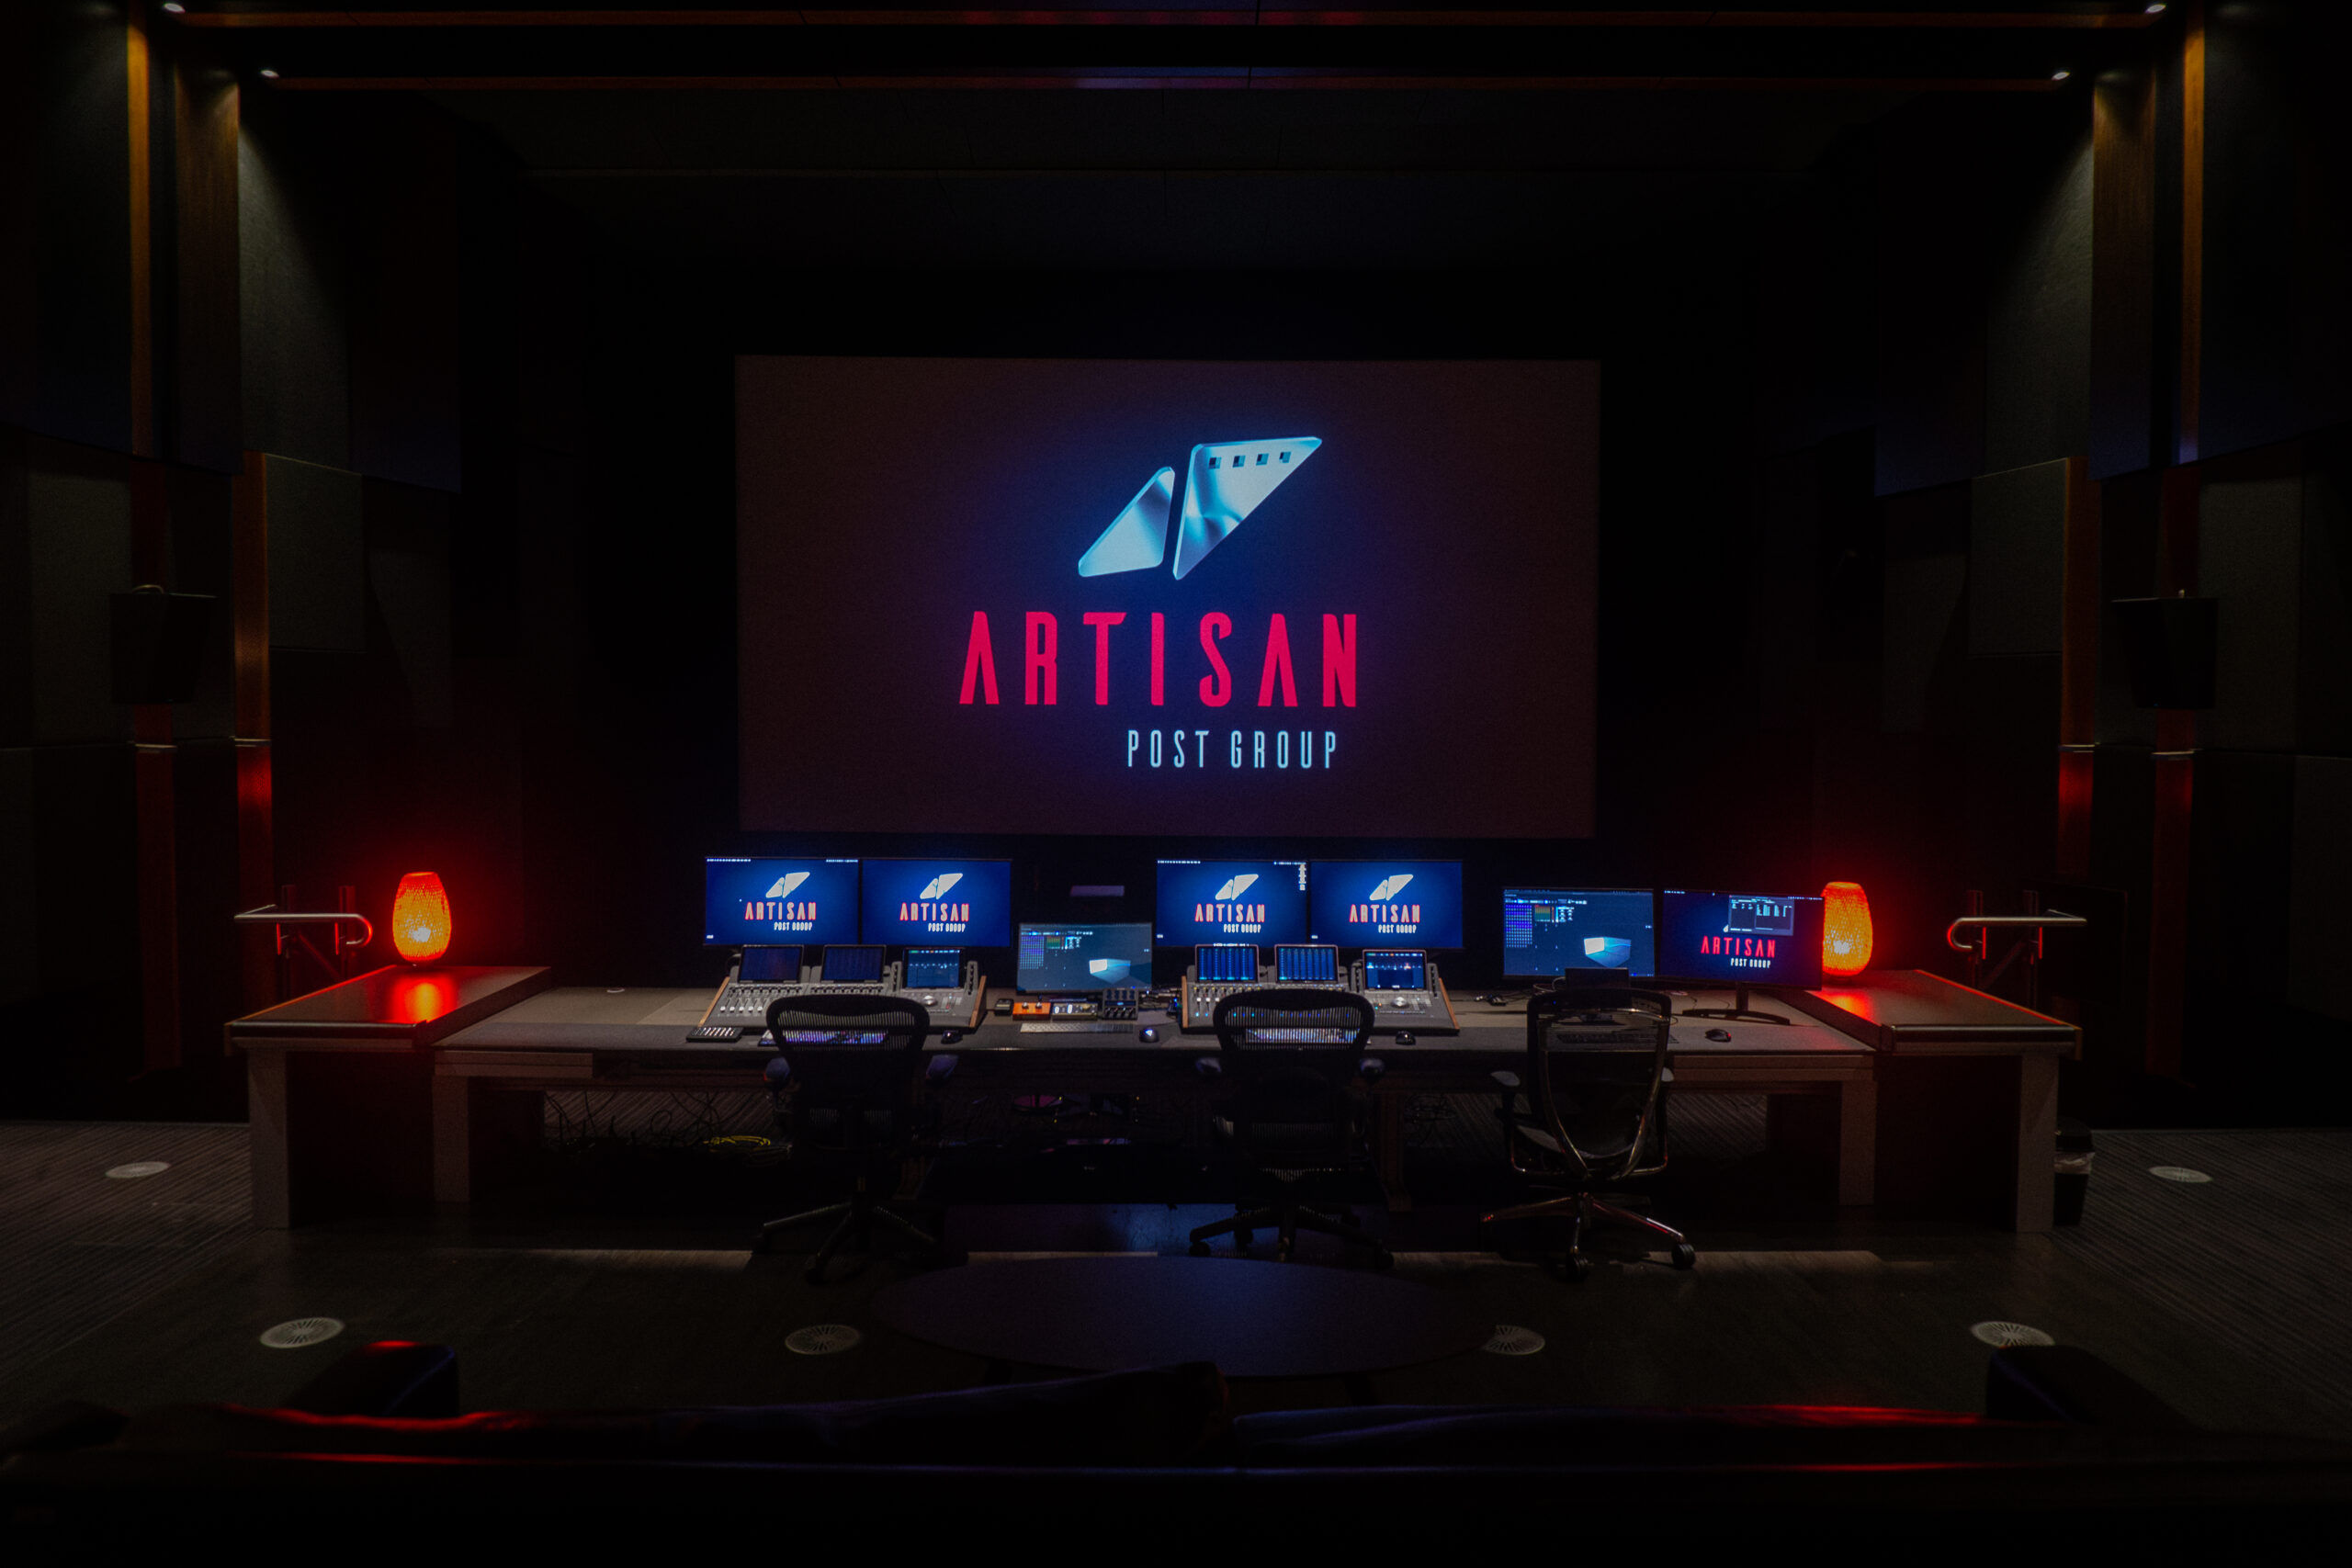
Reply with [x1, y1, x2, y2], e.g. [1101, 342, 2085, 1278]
[234, 906, 377, 947]
[1945, 911, 2087, 954]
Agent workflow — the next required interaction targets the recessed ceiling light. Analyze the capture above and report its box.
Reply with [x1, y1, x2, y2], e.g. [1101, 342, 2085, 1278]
[2052, 70, 2072, 81]
[2146, 4, 2167, 13]
[259, 68, 279, 79]
[163, 3, 186, 14]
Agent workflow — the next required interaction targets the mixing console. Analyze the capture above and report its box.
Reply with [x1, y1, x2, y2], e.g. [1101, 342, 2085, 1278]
[697, 947, 989, 1037]
[1177, 945, 1457, 1035]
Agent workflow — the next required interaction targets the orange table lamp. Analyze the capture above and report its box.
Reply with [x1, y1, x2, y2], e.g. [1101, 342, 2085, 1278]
[390, 872, 452, 964]
[1821, 881, 1872, 977]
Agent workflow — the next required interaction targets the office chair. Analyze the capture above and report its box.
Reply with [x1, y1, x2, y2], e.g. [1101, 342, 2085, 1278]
[1483, 984, 1694, 1281]
[1187, 987, 1392, 1268]
[759, 993, 950, 1285]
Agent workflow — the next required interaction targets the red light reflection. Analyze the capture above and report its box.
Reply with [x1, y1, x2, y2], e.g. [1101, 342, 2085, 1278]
[389, 972, 458, 1025]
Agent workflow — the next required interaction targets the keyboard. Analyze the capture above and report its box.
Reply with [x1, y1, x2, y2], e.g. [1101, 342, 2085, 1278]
[1018, 1021, 1137, 1035]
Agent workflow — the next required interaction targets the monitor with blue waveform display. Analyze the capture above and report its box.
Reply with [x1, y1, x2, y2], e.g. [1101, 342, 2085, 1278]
[1017, 922, 1155, 994]
[1155, 859, 1309, 946]
[1501, 887, 1656, 978]
[1658, 890, 1826, 988]
[858, 859, 1012, 946]
[1306, 860, 1464, 948]
[704, 858, 861, 947]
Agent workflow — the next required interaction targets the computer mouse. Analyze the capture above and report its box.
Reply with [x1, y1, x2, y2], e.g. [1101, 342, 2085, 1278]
[1138, 1026, 1162, 1043]
[940, 1031, 965, 1045]
[1394, 1031, 1416, 1046]
[1704, 1027, 1731, 1043]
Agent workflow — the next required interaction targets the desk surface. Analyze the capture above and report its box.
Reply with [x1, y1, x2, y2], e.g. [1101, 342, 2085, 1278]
[230, 965, 551, 1048]
[1793, 969, 2080, 1054]
[442, 985, 1872, 1061]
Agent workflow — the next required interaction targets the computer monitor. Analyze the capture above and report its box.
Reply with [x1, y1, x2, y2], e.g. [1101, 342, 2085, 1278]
[1155, 859, 1310, 945]
[1193, 943, 1261, 985]
[1273, 943, 1340, 985]
[1306, 860, 1464, 948]
[739, 945, 803, 983]
[859, 858, 1012, 946]
[1502, 887, 1657, 978]
[703, 858, 860, 946]
[901, 949, 963, 989]
[1657, 890, 1826, 989]
[1017, 922, 1153, 993]
[820, 944, 888, 985]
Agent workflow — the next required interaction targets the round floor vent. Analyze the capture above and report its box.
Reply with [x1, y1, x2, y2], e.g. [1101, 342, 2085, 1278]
[105, 1161, 169, 1179]
[259, 1317, 345, 1349]
[785, 1324, 862, 1356]
[1969, 1321, 2055, 1348]
[2148, 1166, 2213, 1184]
[1483, 1324, 1546, 1356]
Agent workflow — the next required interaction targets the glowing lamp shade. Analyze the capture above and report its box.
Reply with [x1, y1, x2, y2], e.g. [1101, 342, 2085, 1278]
[1821, 881, 1873, 977]
[390, 872, 452, 964]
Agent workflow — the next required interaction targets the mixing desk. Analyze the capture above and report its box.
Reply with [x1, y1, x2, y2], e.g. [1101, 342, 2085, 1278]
[696, 944, 989, 1036]
[1177, 944, 1458, 1036]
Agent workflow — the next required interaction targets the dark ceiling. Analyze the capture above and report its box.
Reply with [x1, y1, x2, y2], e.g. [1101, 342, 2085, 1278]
[188, 3, 2162, 269]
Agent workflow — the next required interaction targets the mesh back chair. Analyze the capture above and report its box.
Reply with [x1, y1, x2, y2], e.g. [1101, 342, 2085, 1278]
[759, 993, 945, 1284]
[1483, 984, 1695, 1280]
[1186, 987, 1391, 1268]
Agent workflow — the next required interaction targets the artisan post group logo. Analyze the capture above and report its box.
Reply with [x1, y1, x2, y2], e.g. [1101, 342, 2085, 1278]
[953, 431, 1352, 774]
[1078, 436, 1321, 580]
[744, 870, 822, 929]
[1348, 874, 1421, 931]
[899, 871, 974, 931]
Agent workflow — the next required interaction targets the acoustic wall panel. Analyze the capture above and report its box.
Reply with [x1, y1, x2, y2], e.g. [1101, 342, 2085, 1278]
[2298, 429, 2352, 755]
[265, 455, 364, 652]
[1983, 134, 2092, 476]
[0, 749, 31, 1008]
[1970, 458, 2068, 657]
[25, 446, 132, 746]
[2199, 466, 2302, 751]
[365, 479, 454, 728]
[2288, 755, 2352, 1023]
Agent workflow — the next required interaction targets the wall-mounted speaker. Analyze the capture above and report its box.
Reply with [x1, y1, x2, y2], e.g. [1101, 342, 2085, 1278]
[2110, 596, 2218, 710]
[109, 588, 215, 705]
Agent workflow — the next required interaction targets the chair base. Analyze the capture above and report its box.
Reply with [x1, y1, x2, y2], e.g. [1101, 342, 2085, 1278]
[1482, 1191, 1695, 1280]
[759, 1190, 939, 1284]
[1189, 1201, 1393, 1268]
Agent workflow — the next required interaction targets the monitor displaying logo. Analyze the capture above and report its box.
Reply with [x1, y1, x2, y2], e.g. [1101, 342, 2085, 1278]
[1308, 860, 1464, 947]
[1156, 859, 1309, 945]
[1658, 890, 1824, 987]
[860, 859, 1012, 946]
[704, 858, 860, 947]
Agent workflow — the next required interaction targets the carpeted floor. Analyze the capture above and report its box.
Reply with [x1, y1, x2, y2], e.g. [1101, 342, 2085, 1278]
[4, 1115, 2350, 1441]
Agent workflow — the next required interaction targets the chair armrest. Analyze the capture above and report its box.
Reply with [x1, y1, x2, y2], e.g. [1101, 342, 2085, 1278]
[763, 1056, 791, 1089]
[1984, 1346, 2194, 1428]
[925, 1055, 958, 1082]
[1489, 1070, 1520, 1090]
[1193, 1056, 1222, 1079]
[1359, 1057, 1385, 1083]
[282, 1342, 460, 1419]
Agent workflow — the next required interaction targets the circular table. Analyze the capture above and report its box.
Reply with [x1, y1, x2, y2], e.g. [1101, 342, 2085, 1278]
[873, 1257, 1489, 1379]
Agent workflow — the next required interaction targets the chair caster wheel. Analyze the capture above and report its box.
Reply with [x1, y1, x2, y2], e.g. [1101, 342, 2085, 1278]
[1371, 1247, 1395, 1271]
[1188, 1240, 1212, 1258]
[1671, 1244, 1697, 1270]
[1565, 1254, 1592, 1282]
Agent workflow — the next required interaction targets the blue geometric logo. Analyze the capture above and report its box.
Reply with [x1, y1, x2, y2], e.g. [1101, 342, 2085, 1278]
[1078, 436, 1320, 580]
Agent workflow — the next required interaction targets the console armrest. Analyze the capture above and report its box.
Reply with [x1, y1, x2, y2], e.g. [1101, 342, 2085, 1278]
[283, 1342, 460, 1419]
